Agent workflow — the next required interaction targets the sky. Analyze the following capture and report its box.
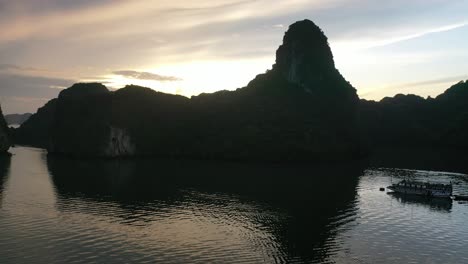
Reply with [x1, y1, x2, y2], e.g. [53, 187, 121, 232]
[1, 0, 468, 114]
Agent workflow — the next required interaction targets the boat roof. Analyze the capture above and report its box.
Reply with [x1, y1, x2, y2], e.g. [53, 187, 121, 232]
[396, 180, 451, 186]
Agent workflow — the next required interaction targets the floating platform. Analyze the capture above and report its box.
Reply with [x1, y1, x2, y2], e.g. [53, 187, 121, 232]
[387, 180, 452, 198]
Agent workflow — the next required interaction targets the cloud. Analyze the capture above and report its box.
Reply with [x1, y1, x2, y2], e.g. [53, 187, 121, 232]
[0, 97, 52, 115]
[367, 21, 468, 48]
[0, 63, 51, 75]
[1, 0, 468, 113]
[359, 75, 468, 101]
[0, 64, 24, 71]
[387, 75, 468, 90]
[0, 73, 73, 97]
[0, 72, 75, 114]
[113, 70, 182, 81]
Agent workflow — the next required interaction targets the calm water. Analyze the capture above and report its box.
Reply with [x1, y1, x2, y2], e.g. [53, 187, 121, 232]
[1, 147, 468, 263]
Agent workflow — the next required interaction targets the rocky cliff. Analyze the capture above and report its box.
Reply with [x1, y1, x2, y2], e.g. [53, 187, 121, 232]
[12, 19, 468, 160]
[186, 19, 361, 160]
[13, 19, 363, 160]
[0, 105, 10, 154]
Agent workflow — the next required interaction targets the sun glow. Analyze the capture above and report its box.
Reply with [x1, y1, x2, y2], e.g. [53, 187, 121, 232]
[103, 58, 274, 97]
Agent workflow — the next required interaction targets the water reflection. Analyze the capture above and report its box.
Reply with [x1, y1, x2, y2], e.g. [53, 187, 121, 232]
[47, 156, 364, 263]
[370, 148, 468, 174]
[3, 147, 468, 263]
[0, 155, 11, 207]
[387, 192, 453, 213]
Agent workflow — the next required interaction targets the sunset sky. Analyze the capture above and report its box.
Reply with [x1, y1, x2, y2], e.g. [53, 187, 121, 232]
[1, 0, 468, 114]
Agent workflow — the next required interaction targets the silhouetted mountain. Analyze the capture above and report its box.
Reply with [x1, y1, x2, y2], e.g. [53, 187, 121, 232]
[15, 19, 467, 161]
[360, 80, 468, 150]
[14, 20, 363, 160]
[0, 105, 10, 154]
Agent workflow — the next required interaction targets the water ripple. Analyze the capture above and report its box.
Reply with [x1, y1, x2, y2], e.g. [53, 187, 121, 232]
[1, 147, 468, 263]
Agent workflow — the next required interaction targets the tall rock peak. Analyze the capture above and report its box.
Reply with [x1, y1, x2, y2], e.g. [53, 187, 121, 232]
[274, 19, 336, 88]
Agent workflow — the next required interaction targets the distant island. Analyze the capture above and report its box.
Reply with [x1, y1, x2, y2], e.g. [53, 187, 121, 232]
[4, 113, 32, 126]
[9, 19, 468, 161]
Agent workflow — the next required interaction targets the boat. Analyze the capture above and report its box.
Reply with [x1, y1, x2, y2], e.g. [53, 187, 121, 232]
[387, 180, 452, 198]
[452, 195, 468, 201]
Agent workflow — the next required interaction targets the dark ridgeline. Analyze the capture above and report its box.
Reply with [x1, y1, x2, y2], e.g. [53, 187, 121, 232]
[4, 113, 32, 126]
[0, 105, 11, 154]
[361, 80, 468, 172]
[47, 154, 363, 262]
[11, 19, 468, 162]
[14, 19, 363, 161]
[360, 80, 468, 149]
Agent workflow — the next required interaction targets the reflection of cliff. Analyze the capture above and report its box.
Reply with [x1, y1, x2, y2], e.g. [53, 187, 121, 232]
[47, 157, 137, 198]
[387, 192, 453, 213]
[47, 156, 363, 262]
[0, 155, 11, 207]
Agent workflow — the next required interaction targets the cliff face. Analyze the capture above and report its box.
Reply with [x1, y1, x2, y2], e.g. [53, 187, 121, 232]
[13, 20, 363, 160]
[0, 105, 10, 153]
[275, 20, 338, 90]
[105, 127, 136, 157]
